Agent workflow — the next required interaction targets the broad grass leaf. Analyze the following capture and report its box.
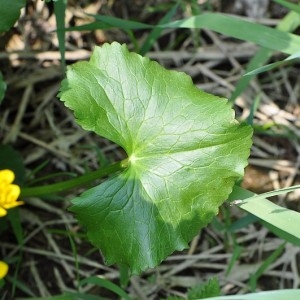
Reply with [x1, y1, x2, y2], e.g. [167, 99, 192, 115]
[229, 185, 300, 246]
[165, 13, 300, 55]
[68, 12, 300, 55]
[58, 42, 252, 274]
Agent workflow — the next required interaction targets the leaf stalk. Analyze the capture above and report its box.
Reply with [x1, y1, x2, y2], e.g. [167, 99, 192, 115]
[21, 160, 126, 197]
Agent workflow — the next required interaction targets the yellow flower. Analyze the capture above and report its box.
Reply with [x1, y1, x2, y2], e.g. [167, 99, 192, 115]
[0, 169, 24, 217]
[0, 261, 8, 279]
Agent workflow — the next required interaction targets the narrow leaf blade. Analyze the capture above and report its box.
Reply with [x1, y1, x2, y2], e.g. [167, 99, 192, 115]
[244, 51, 300, 76]
[199, 289, 300, 300]
[164, 13, 300, 55]
[229, 185, 300, 244]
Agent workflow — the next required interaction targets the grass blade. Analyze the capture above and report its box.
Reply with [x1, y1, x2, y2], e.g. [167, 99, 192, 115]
[165, 13, 300, 55]
[88, 14, 152, 30]
[65, 22, 113, 31]
[79, 276, 132, 300]
[67, 12, 300, 56]
[139, 4, 178, 55]
[245, 51, 300, 76]
[229, 185, 300, 244]
[225, 244, 243, 276]
[230, 10, 300, 102]
[273, 0, 300, 14]
[199, 289, 300, 300]
[54, 0, 67, 70]
[0, 71, 6, 104]
[246, 94, 260, 125]
[19, 293, 105, 300]
[228, 214, 259, 232]
[249, 242, 286, 291]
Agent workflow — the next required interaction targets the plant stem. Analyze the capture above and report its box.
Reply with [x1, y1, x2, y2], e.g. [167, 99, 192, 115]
[21, 160, 127, 197]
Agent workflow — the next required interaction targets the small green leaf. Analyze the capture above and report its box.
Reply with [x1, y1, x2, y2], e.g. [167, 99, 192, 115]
[0, 0, 26, 34]
[188, 277, 221, 299]
[59, 42, 252, 274]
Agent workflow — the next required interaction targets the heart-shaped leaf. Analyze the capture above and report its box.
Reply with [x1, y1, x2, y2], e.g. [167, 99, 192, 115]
[58, 42, 252, 274]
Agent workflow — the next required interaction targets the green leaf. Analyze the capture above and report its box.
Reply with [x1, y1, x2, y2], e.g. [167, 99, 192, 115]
[188, 277, 221, 299]
[0, 0, 26, 34]
[58, 42, 252, 274]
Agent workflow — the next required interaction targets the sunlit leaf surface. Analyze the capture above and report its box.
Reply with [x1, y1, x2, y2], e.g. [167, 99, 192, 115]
[59, 42, 252, 274]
